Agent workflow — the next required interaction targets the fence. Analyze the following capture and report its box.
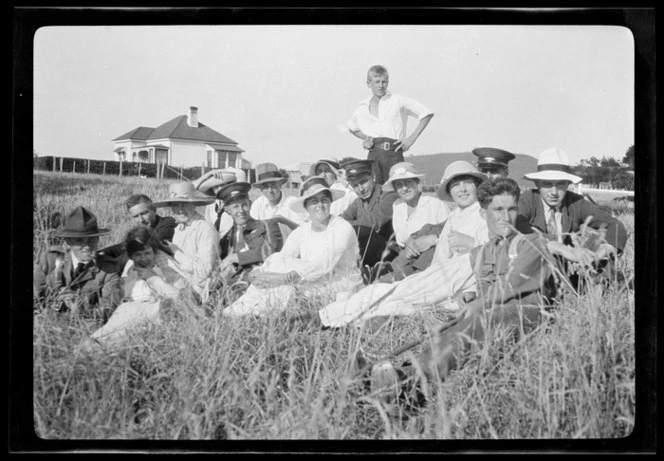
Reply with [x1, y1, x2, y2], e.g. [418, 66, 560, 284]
[33, 156, 257, 182]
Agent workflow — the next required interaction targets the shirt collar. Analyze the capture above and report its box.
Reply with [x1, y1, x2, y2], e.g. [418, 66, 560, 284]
[360, 89, 393, 106]
[540, 197, 560, 213]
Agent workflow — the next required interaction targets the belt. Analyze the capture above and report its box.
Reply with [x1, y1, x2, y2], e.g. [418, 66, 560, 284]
[371, 137, 398, 151]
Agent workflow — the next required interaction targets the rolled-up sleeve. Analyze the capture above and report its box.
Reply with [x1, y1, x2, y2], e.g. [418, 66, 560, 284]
[400, 95, 434, 120]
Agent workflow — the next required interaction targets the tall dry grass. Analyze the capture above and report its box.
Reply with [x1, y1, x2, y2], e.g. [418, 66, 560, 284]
[32, 171, 635, 440]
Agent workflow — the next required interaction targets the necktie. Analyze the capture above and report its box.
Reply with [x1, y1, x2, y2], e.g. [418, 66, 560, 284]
[547, 207, 558, 238]
[235, 225, 246, 252]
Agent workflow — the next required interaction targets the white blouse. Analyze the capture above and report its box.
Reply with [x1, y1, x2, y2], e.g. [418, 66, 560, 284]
[392, 194, 450, 246]
[433, 201, 489, 263]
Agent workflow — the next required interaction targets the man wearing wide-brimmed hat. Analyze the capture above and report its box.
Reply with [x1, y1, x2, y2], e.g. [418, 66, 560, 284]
[472, 147, 516, 179]
[309, 156, 358, 216]
[216, 181, 284, 287]
[250, 162, 306, 239]
[517, 147, 628, 271]
[347, 65, 435, 185]
[153, 181, 219, 300]
[338, 159, 399, 278]
[34, 206, 121, 316]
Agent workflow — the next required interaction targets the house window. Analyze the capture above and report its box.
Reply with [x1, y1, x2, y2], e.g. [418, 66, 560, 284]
[228, 152, 237, 168]
[138, 150, 149, 162]
[217, 151, 228, 168]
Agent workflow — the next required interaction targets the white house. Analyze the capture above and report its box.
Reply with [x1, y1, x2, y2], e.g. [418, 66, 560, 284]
[112, 106, 249, 169]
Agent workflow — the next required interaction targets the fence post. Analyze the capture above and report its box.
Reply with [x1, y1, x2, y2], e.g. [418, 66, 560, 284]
[87, 159, 90, 174]
[201, 164, 205, 177]
[73, 161, 76, 173]
[102, 162, 106, 175]
[180, 165, 183, 180]
[119, 160, 123, 177]
[59, 157, 63, 172]
[138, 162, 142, 176]
[52, 156, 56, 172]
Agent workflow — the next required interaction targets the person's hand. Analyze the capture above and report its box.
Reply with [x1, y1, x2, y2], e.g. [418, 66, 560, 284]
[394, 135, 416, 152]
[413, 234, 438, 253]
[362, 137, 374, 150]
[162, 240, 180, 253]
[448, 230, 475, 255]
[547, 241, 595, 268]
[403, 237, 421, 259]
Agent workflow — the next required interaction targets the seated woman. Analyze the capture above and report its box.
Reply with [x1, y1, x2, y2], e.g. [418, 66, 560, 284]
[379, 162, 450, 280]
[77, 226, 186, 354]
[221, 176, 362, 318]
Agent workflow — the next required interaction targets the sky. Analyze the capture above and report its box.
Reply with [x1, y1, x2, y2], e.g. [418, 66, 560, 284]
[32, 24, 635, 168]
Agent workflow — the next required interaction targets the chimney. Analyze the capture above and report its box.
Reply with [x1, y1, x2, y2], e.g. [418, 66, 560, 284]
[187, 106, 199, 127]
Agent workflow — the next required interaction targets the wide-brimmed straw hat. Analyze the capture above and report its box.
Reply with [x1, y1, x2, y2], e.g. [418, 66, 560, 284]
[309, 156, 342, 178]
[197, 168, 247, 196]
[437, 161, 487, 201]
[252, 163, 288, 186]
[289, 176, 345, 214]
[524, 147, 582, 184]
[54, 206, 111, 238]
[153, 182, 216, 208]
[382, 162, 425, 192]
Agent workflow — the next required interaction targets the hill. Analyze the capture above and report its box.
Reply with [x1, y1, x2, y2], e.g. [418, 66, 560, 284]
[404, 151, 539, 190]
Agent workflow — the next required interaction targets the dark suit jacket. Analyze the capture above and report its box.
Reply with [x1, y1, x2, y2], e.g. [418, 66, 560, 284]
[517, 189, 628, 252]
[34, 245, 121, 310]
[219, 218, 284, 268]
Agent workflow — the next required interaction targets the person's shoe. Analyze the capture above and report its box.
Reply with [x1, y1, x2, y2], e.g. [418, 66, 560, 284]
[370, 360, 400, 403]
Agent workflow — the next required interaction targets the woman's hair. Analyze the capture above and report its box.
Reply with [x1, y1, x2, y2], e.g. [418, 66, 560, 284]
[446, 174, 484, 194]
[477, 177, 521, 209]
[124, 226, 164, 257]
[303, 189, 333, 209]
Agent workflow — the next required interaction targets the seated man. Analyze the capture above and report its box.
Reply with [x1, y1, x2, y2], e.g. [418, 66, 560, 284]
[250, 162, 306, 240]
[216, 182, 284, 287]
[193, 167, 247, 238]
[366, 177, 566, 399]
[34, 206, 121, 318]
[97, 193, 177, 268]
[338, 159, 399, 279]
[517, 147, 628, 287]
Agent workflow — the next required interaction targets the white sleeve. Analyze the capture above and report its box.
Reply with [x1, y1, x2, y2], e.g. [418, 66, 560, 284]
[295, 220, 358, 281]
[399, 95, 434, 120]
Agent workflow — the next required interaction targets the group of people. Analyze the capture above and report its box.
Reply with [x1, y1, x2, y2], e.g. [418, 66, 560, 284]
[33, 64, 629, 402]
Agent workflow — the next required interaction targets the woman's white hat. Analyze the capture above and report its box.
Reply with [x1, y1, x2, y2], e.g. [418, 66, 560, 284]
[523, 147, 583, 184]
[289, 176, 345, 214]
[153, 182, 216, 208]
[197, 167, 248, 196]
[309, 156, 342, 178]
[437, 161, 487, 201]
[381, 162, 426, 192]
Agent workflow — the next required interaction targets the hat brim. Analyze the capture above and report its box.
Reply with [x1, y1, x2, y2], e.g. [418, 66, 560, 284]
[252, 177, 288, 187]
[438, 171, 487, 201]
[524, 171, 582, 184]
[381, 173, 425, 192]
[289, 187, 345, 214]
[310, 162, 341, 178]
[152, 197, 215, 208]
[54, 228, 112, 238]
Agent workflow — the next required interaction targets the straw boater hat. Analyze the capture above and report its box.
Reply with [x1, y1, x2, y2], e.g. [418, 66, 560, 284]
[341, 159, 374, 181]
[437, 161, 487, 201]
[153, 182, 216, 208]
[289, 176, 345, 214]
[523, 147, 582, 184]
[472, 147, 516, 169]
[54, 206, 112, 238]
[381, 162, 425, 192]
[253, 163, 288, 186]
[309, 156, 342, 178]
[197, 168, 247, 196]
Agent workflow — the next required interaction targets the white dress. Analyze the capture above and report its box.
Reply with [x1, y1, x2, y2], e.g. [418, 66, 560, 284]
[317, 202, 488, 328]
[222, 215, 362, 317]
[392, 195, 450, 246]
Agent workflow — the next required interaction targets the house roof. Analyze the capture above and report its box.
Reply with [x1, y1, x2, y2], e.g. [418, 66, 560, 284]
[205, 143, 245, 153]
[112, 115, 240, 145]
[112, 126, 154, 141]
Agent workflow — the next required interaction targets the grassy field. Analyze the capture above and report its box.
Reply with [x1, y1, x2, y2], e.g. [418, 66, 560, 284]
[31, 171, 635, 443]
